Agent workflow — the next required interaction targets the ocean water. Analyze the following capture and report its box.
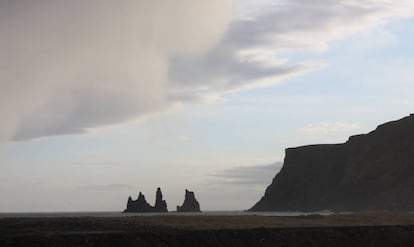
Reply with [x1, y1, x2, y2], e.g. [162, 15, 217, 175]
[0, 210, 334, 218]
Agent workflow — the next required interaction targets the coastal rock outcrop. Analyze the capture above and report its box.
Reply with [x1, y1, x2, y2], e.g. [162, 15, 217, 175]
[124, 192, 153, 213]
[154, 187, 168, 212]
[177, 189, 201, 212]
[124, 187, 168, 213]
[250, 114, 414, 212]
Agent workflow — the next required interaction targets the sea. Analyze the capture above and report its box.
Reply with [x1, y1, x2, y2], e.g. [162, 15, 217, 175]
[0, 210, 334, 218]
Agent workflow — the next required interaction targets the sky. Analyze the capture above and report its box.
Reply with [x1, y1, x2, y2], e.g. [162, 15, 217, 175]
[1, 0, 414, 212]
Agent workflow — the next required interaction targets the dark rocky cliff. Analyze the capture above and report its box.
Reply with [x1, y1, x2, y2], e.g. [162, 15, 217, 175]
[250, 114, 414, 212]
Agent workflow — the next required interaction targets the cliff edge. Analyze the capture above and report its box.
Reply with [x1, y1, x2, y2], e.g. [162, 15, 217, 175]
[250, 114, 414, 212]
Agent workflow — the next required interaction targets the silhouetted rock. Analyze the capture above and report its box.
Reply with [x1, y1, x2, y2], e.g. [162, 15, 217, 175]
[124, 188, 168, 213]
[250, 114, 414, 212]
[177, 189, 201, 212]
[124, 192, 152, 213]
[154, 187, 168, 212]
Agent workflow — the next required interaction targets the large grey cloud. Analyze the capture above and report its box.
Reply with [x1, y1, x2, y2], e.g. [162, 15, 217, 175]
[1, 0, 414, 141]
[0, 0, 232, 141]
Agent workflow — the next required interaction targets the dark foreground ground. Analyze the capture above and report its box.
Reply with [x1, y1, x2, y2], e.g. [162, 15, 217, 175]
[1, 212, 414, 246]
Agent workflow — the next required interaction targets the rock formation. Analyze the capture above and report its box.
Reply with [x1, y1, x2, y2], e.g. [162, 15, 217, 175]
[124, 192, 153, 213]
[250, 114, 414, 212]
[177, 189, 201, 212]
[124, 187, 168, 213]
[154, 187, 168, 212]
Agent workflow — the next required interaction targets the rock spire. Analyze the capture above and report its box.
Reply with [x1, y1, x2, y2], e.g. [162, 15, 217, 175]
[177, 189, 201, 212]
[124, 188, 168, 213]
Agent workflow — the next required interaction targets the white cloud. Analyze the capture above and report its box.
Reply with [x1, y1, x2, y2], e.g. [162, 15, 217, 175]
[169, 0, 414, 102]
[1, 0, 414, 141]
[299, 122, 360, 135]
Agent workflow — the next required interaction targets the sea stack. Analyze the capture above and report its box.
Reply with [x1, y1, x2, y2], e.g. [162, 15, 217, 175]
[124, 188, 168, 213]
[250, 114, 414, 212]
[154, 187, 168, 212]
[177, 189, 201, 212]
[124, 192, 153, 213]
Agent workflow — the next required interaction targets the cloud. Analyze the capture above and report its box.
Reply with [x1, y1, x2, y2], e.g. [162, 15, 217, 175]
[299, 122, 360, 135]
[81, 183, 133, 191]
[207, 162, 283, 186]
[177, 135, 193, 142]
[0, 0, 232, 141]
[169, 0, 414, 102]
[1, 0, 414, 141]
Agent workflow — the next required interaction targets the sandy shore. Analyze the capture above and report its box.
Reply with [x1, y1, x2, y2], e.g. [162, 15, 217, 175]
[1, 212, 414, 246]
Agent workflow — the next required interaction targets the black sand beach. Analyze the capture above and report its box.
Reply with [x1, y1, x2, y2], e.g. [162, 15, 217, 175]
[1, 212, 414, 246]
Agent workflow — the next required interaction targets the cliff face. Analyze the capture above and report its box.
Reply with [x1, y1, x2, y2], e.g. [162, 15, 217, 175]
[250, 114, 414, 212]
[177, 189, 201, 212]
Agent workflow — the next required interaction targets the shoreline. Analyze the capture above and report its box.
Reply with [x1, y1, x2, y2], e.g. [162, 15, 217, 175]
[0, 210, 336, 219]
[1, 212, 414, 246]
